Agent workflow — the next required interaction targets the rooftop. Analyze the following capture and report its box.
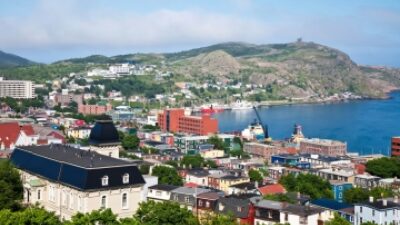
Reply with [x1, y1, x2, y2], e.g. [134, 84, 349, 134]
[88, 120, 120, 146]
[15, 145, 134, 169]
[355, 199, 400, 210]
[281, 205, 324, 217]
[310, 198, 353, 211]
[301, 138, 346, 146]
[148, 184, 178, 192]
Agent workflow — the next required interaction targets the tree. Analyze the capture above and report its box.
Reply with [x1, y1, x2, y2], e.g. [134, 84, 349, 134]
[325, 213, 351, 225]
[151, 166, 183, 186]
[139, 164, 150, 175]
[263, 194, 295, 204]
[122, 134, 140, 150]
[0, 161, 23, 211]
[201, 213, 238, 225]
[0, 206, 62, 225]
[344, 187, 394, 204]
[65, 208, 119, 225]
[366, 157, 400, 178]
[208, 135, 226, 150]
[279, 173, 332, 199]
[361, 222, 378, 225]
[134, 201, 198, 225]
[248, 169, 263, 183]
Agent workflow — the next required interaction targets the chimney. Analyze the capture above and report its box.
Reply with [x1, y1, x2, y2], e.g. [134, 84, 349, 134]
[369, 196, 374, 203]
[383, 199, 387, 206]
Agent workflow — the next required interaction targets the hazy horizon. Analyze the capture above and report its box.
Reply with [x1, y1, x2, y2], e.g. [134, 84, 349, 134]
[1, 0, 399, 66]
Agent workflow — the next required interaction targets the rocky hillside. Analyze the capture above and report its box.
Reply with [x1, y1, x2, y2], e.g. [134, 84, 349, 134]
[0, 50, 37, 68]
[166, 42, 400, 98]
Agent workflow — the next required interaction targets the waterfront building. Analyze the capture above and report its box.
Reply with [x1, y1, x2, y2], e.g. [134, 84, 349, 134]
[157, 108, 218, 135]
[354, 197, 400, 225]
[299, 138, 347, 156]
[391, 137, 400, 157]
[78, 103, 112, 115]
[243, 142, 282, 162]
[89, 119, 121, 158]
[0, 77, 36, 99]
[174, 134, 234, 154]
[10, 145, 145, 220]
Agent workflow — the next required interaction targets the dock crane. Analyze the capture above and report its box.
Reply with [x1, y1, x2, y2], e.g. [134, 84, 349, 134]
[252, 106, 271, 143]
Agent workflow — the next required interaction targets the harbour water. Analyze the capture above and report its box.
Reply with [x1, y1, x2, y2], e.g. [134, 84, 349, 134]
[214, 91, 400, 155]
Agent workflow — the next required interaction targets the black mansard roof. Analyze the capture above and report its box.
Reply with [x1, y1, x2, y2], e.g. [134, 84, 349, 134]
[10, 145, 145, 190]
[89, 120, 120, 146]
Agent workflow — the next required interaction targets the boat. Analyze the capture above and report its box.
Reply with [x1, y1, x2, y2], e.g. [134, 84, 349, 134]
[200, 104, 225, 114]
[241, 120, 265, 141]
[230, 99, 253, 110]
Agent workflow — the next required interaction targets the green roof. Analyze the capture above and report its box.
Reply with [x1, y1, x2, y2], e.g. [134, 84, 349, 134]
[29, 179, 46, 187]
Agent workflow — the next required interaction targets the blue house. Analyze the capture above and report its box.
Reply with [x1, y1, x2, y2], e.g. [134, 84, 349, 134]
[270, 154, 300, 166]
[330, 181, 353, 203]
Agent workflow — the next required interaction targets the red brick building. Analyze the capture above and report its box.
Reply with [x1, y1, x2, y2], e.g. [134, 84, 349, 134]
[78, 104, 112, 115]
[299, 138, 347, 156]
[391, 137, 400, 157]
[157, 109, 218, 135]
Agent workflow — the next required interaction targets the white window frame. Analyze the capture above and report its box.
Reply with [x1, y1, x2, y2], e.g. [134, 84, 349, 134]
[123, 173, 129, 184]
[69, 192, 74, 209]
[122, 193, 129, 209]
[37, 189, 41, 200]
[102, 176, 109, 186]
[101, 195, 107, 209]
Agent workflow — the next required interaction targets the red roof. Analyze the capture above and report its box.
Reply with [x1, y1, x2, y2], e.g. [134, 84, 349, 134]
[184, 182, 199, 188]
[0, 123, 21, 149]
[20, 125, 35, 136]
[258, 184, 286, 195]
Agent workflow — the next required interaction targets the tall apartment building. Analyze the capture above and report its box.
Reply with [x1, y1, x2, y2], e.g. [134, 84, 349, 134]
[391, 137, 400, 157]
[0, 77, 35, 99]
[299, 138, 347, 156]
[158, 108, 218, 135]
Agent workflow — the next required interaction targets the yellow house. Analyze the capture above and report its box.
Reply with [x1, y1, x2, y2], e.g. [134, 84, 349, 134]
[200, 149, 225, 159]
[67, 127, 91, 139]
[218, 175, 250, 194]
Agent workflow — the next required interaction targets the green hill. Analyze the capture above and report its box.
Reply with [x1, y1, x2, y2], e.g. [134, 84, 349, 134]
[0, 50, 37, 68]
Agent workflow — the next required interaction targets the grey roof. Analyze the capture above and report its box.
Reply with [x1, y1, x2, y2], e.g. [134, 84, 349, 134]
[281, 205, 324, 216]
[17, 145, 133, 169]
[215, 196, 251, 218]
[148, 184, 178, 192]
[355, 200, 400, 210]
[254, 199, 288, 210]
[171, 187, 210, 195]
[187, 169, 210, 177]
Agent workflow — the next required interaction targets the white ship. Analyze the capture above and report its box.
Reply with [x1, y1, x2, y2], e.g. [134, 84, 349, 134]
[230, 99, 253, 110]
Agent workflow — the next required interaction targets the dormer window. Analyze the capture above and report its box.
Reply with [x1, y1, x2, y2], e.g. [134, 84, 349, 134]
[102, 175, 109, 186]
[123, 173, 129, 184]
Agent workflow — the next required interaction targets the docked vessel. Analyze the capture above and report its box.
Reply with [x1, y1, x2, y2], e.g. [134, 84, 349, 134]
[241, 120, 265, 141]
[200, 104, 225, 114]
[230, 99, 253, 110]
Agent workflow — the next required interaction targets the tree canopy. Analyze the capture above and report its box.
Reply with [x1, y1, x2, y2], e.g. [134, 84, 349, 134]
[365, 157, 400, 178]
[207, 135, 226, 150]
[248, 169, 263, 183]
[151, 166, 183, 186]
[181, 155, 217, 169]
[344, 187, 393, 204]
[121, 134, 140, 150]
[0, 161, 23, 211]
[279, 173, 333, 199]
[0, 206, 62, 225]
[325, 213, 351, 225]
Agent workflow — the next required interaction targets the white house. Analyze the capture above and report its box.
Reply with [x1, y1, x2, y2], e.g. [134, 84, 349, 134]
[147, 184, 178, 202]
[354, 197, 400, 225]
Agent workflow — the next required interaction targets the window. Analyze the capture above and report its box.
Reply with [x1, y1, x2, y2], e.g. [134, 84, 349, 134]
[339, 193, 342, 198]
[268, 211, 273, 218]
[185, 196, 190, 203]
[101, 196, 107, 209]
[37, 190, 41, 200]
[123, 173, 129, 184]
[372, 210, 375, 216]
[69, 193, 74, 209]
[237, 206, 242, 212]
[360, 206, 362, 213]
[199, 200, 203, 207]
[122, 193, 128, 209]
[205, 201, 210, 208]
[102, 176, 109, 186]
[156, 191, 161, 197]
[78, 196, 83, 211]
[62, 191, 67, 206]
[285, 213, 288, 221]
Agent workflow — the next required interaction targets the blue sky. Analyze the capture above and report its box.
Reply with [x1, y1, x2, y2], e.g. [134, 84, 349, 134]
[0, 0, 399, 66]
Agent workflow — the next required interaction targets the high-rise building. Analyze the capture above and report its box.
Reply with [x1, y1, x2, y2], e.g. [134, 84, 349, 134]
[0, 77, 36, 99]
[157, 108, 218, 135]
[391, 137, 400, 157]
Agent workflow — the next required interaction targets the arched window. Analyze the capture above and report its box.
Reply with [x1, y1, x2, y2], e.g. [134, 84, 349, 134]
[102, 175, 109, 186]
[37, 189, 41, 200]
[101, 196, 107, 209]
[123, 173, 129, 184]
[122, 193, 128, 209]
